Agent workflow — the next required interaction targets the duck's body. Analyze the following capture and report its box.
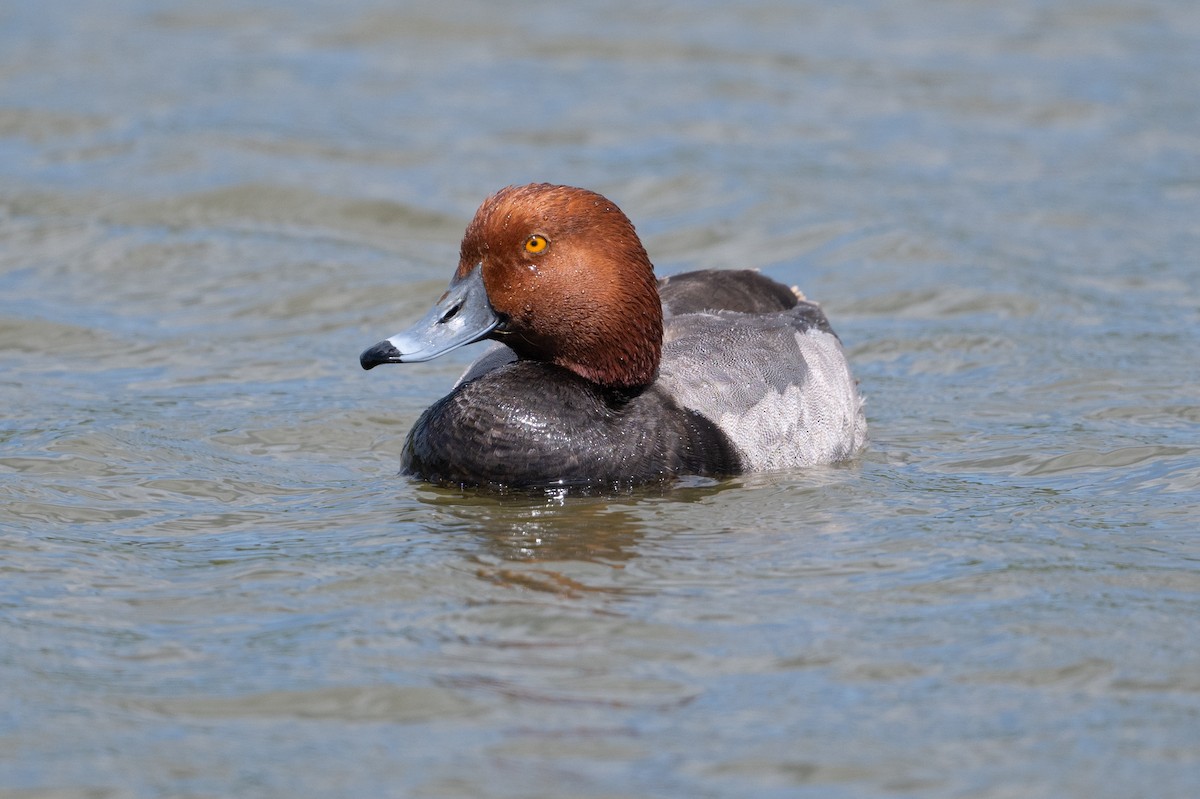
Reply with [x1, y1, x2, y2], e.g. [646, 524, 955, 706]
[361, 185, 866, 489]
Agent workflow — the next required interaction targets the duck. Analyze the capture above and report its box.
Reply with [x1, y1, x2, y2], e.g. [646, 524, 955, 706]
[360, 183, 867, 489]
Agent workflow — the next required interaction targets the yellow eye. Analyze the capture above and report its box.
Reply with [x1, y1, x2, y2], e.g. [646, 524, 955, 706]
[524, 234, 549, 254]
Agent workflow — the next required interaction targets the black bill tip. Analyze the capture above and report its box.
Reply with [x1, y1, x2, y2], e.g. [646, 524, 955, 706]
[360, 340, 403, 370]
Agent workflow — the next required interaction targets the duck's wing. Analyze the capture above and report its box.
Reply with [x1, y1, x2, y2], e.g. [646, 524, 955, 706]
[657, 307, 867, 469]
[658, 269, 801, 316]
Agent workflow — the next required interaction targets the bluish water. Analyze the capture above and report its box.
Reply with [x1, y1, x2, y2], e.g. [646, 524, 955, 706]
[2, 1, 1198, 797]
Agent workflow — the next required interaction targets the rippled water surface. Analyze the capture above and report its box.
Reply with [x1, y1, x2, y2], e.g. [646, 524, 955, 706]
[3, 1, 1199, 797]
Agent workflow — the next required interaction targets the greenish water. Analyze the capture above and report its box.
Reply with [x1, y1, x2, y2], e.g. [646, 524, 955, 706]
[2, 1, 1198, 797]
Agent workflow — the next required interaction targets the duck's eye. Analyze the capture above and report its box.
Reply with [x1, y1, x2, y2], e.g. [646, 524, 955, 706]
[524, 234, 549, 254]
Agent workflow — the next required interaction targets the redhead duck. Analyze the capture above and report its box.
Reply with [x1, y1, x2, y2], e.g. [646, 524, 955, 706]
[361, 183, 867, 488]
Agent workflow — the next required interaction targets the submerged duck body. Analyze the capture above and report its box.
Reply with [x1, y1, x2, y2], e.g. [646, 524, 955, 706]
[361, 184, 866, 489]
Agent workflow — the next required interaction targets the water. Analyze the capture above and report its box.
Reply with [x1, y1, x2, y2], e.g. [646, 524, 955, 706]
[2, 0, 1199, 796]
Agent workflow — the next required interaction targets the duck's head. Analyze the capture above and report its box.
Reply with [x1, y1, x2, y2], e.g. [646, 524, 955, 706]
[360, 183, 662, 389]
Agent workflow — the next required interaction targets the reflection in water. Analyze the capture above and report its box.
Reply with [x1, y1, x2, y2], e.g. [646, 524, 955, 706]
[406, 479, 742, 594]
[418, 486, 636, 562]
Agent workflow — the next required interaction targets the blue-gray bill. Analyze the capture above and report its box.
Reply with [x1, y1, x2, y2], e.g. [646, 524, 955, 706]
[360, 263, 499, 370]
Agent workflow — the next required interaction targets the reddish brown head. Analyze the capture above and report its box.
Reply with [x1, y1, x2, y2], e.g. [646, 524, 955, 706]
[457, 183, 663, 389]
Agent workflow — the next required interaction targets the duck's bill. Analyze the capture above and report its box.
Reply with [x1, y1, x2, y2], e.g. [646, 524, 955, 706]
[360, 263, 500, 370]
